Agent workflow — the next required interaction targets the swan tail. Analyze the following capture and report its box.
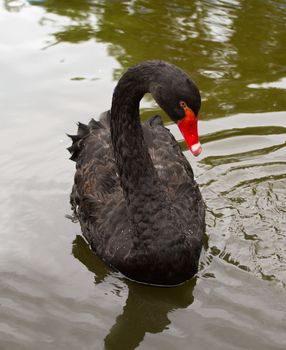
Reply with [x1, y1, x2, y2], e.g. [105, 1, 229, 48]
[67, 118, 103, 162]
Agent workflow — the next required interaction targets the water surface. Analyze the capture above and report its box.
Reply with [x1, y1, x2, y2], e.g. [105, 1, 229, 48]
[0, 0, 286, 349]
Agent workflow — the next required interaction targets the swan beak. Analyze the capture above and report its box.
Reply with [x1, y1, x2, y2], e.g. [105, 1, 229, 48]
[177, 109, 202, 156]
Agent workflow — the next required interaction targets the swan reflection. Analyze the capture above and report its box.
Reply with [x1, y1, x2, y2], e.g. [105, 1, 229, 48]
[72, 235, 196, 350]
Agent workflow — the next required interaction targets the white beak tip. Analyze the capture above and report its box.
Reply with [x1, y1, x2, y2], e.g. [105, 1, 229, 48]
[190, 143, 202, 157]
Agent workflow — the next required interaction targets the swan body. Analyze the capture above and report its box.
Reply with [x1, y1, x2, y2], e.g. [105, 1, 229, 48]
[68, 60, 205, 286]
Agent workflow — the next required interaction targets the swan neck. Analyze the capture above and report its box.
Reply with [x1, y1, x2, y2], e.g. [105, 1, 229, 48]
[110, 66, 160, 205]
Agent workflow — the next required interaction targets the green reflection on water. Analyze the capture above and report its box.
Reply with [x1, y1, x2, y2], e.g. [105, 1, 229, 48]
[202, 141, 286, 167]
[201, 126, 286, 144]
[25, 0, 286, 119]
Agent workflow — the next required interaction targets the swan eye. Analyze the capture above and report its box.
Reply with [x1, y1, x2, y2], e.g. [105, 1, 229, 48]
[179, 101, 187, 109]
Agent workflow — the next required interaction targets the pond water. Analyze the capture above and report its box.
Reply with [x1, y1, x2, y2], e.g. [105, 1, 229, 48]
[0, 0, 286, 349]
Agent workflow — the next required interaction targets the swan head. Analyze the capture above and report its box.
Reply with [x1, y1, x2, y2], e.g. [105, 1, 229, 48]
[149, 61, 202, 156]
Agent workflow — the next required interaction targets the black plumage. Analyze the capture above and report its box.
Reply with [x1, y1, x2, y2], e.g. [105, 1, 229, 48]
[68, 60, 205, 286]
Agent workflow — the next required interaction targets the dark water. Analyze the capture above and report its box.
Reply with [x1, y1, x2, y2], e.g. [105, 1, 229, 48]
[0, 0, 286, 349]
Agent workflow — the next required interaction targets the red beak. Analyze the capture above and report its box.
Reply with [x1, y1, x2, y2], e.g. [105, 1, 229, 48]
[177, 108, 202, 157]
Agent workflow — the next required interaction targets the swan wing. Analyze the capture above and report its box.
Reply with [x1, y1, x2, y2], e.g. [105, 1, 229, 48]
[143, 115, 195, 191]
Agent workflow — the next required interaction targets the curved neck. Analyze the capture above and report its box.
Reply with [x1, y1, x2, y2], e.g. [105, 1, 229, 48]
[110, 64, 164, 212]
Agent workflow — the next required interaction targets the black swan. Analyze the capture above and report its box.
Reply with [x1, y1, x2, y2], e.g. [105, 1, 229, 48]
[68, 60, 205, 286]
